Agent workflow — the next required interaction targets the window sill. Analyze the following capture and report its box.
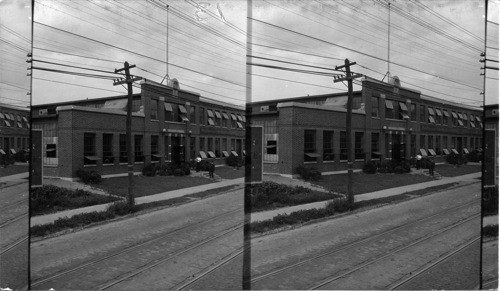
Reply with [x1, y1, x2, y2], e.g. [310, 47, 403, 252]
[83, 164, 97, 167]
[323, 160, 335, 163]
[150, 119, 159, 122]
[103, 163, 114, 166]
[304, 161, 317, 164]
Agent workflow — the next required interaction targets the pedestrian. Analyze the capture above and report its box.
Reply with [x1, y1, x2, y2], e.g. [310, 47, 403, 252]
[416, 154, 422, 170]
[208, 159, 215, 178]
[195, 157, 201, 172]
[429, 157, 435, 176]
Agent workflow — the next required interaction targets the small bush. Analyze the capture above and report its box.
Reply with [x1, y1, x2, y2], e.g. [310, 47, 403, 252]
[363, 161, 377, 174]
[173, 168, 184, 176]
[158, 163, 170, 176]
[296, 165, 321, 181]
[142, 163, 158, 176]
[179, 162, 191, 175]
[466, 150, 482, 163]
[198, 160, 212, 171]
[13, 150, 28, 163]
[76, 168, 102, 184]
[107, 200, 135, 215]
[226, 155, 241, 168]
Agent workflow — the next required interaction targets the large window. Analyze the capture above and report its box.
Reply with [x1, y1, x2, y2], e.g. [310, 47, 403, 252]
[436, 136, 441, 156]
[442, 136, 448, 152]
[435, 108, 442, 124]
[164, 102, 173, 122]
[134, 135, 144, 162]
[385, 99, 394, 119]
[222, 112, 229, 127]
[323, 131, 334, 161]
[420, 105, 426, 122]
[420, 135, 425, 149]
[84, 133, 97, 165]
[199, 107, 205, 125]
[304, 130, 317, 162]
[190, 106, 196, 124]
[214, 110, 221, 126]
[410, 103, 417, 121]
[46, 144, 57, 158]
[371, 132, 380, 159]
[103, 134, 114, 164]
[150, 99, 158, 120]
[355, 132, 364, 160]
[371, 96, 379, 117]
[428, 135, 434, 150]
[340, 131, 347, 160]
[215, 138, 220, 157]
[119, 134, 127, 163]
[442, 110, 449, 125]
[411, 134, 416, 156]
[266, 140, 277, 155]
[151, 135, 159, 162]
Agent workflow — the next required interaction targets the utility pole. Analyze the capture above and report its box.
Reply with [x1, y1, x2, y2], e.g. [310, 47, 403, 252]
[334, 59, 363, 206]
[114, 62, 141, 209]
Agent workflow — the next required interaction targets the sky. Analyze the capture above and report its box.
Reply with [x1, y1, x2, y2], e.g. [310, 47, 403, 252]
[0, 0, 498, 109]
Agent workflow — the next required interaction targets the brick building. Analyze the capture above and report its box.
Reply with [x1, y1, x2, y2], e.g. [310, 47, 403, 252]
[0, 103, 30, 161]
[249, 77, 483, 176]
[32, 79, 245, 179]
[484, 104, 498, 187]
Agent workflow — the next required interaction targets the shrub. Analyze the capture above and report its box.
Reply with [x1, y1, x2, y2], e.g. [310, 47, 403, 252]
[226, 155, 241, 168]
[363, 161, 377, 174]
[173, 168, 184, 176]
[13, 149, 28, 163]
[179, 162, 191, 175]
[158, 163, 170, 176]
[466, 150, 481, 163]
[107, 200, 135, 215]
[296, 165, 322, 181]
[198, 160, 212, 171]
[327, 198, 352, 212]
[142, 163, 158, 176]
[76, 168, 102, 184]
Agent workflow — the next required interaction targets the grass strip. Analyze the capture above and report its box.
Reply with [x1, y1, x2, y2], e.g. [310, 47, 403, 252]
[482, 225, 498, 238]
[250, 182, 459, 234]
[31, 185, 241, 238]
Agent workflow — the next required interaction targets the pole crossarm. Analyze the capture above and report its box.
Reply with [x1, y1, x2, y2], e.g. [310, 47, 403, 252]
[333, 73, 364, 83]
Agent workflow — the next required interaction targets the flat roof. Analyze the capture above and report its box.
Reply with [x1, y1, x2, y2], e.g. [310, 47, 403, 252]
[0, 103, 30, 112]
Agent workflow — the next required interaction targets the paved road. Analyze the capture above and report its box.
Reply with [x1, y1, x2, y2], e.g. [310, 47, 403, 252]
[482, 238, 498, 289]
[31, 188, 244, 290]
[249, 182, 481, 290]
[0, 182, 29, 290]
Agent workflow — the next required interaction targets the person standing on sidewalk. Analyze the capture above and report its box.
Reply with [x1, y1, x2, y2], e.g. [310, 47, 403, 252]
[429, 157, 435, 176]
[416, 154, 422, 170]
[209, 159, 215, 179]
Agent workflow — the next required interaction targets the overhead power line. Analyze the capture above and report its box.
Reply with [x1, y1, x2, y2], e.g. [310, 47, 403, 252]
[249, 17, 483, 91]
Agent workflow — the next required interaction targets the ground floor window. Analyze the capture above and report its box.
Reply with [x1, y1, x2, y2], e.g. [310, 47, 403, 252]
[371, 132, 380, 159]
[84, 133, 97, 165]
[190, 137, 196, 161]
[46, 143, 57, 158]
[103, 133, 114, 164]
[436, 136, 441, 156]
[420, 134, 425, 149]
[410, 134, 416, 157]
[355, 132, 364, 160]
[215, 138, 220, 157]
[304, 130, 317, 162]
[442, 136, 448, 154]
[323, 131, 334, 161]
[428, 135, 434, 150]
[151, 135, 159, 162]
[134, 135, 144, 162]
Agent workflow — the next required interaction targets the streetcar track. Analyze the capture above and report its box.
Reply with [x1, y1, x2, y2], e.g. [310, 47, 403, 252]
[175, 247, 244, 290]
[97, 224, 243, 289]
[0, 197, 27, 214]
[250, 199, 478, 284]
[31, 207, 243, 288]
[0, 235, 28, 256]
[387, 236, 480, 290]
[309, 213, 480, 289]
[0, 212, 28, 228]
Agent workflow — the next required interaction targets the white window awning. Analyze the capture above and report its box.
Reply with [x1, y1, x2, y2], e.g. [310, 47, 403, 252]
[199, 151, 208, 159]
[22, 116, 28, 122]
[0, 149, 5, 155]
[179, 114, 189, 122]
[428, 149, 436, 156]
[475, 115, 481, 122]
[451, 112, 458, 118]
[242, 116, 246, 122]
[0, 113, 4, 119]
[236, 122, 243, 128]
[222, 151, 229, 157]
[207, 151, 216, 158]
[231, 151, 238, 156]
[443, 110, 450, 117]
[435, 109, 442, 116]
[222, 112, 229, 119]
[428, 116, 435, 124]
[164, 103, 173, 112]
[305, 152, 321, 158]
[178, 104, 187, 114]
[457, 120, 464, 126]
[470, 122, 475, 128]
[399, 102, 408, 111]
[207, 109, 214, 118]
[451, 149, 459, 155]
[10, 149, 16, 154]
[443, 149, 450, 155]
[463, 148, 470, 154]
[428, 108, 435, 115]
[231, 113, 237, 120]
[385, 100, 394, 109]
[237, 114, 243, 121]
[419, 149, 428, 156]
[207, 118, 215, 126]
[215, 111, 221, 118]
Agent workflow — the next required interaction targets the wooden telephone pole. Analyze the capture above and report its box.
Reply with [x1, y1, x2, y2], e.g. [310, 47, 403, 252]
[114, 62, 141, 208]
[334, 59, 363, 205]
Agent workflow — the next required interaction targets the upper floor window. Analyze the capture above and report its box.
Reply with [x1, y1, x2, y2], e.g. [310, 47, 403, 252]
[150, 99, 158, 120]
[371, 96, 379, 117]
[304, 130, 317, 162]
[420, 105, 426, 122]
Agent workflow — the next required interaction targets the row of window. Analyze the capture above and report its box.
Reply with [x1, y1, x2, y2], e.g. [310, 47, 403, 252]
[371, 97, 482, 128]
[297, 130, 481, 164]
[0, 112, 29, 129]
[81, 133, 244, 165]
[150, 100, 245, 129]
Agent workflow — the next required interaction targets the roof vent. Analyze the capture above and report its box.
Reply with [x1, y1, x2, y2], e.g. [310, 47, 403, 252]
[388, 76, 401, 87]
[168, 78, 180, 89]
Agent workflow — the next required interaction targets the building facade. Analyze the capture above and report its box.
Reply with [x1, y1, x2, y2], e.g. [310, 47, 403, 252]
[0, 103, 30, 161]
[249, 77, 483, 176]
[32, 79, 245, 179]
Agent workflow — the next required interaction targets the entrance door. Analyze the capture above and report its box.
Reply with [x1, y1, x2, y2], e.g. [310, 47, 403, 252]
[171, 136, 185, 164]
[392, 134, 401, 162]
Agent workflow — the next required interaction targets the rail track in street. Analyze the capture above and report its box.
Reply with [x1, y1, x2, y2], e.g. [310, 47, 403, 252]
[31, 206, 243, 290]
[250, 197, 480, 290]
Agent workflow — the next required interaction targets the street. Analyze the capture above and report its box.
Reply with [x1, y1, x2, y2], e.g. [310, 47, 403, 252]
[30, 188, 244, 290]
[0, 181, 29, 290]
[249, 182, 481, 290]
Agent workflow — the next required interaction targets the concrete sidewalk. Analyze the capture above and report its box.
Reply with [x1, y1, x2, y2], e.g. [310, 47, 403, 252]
[250, 172, 481, 222]
[0, 172, 29, 187]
